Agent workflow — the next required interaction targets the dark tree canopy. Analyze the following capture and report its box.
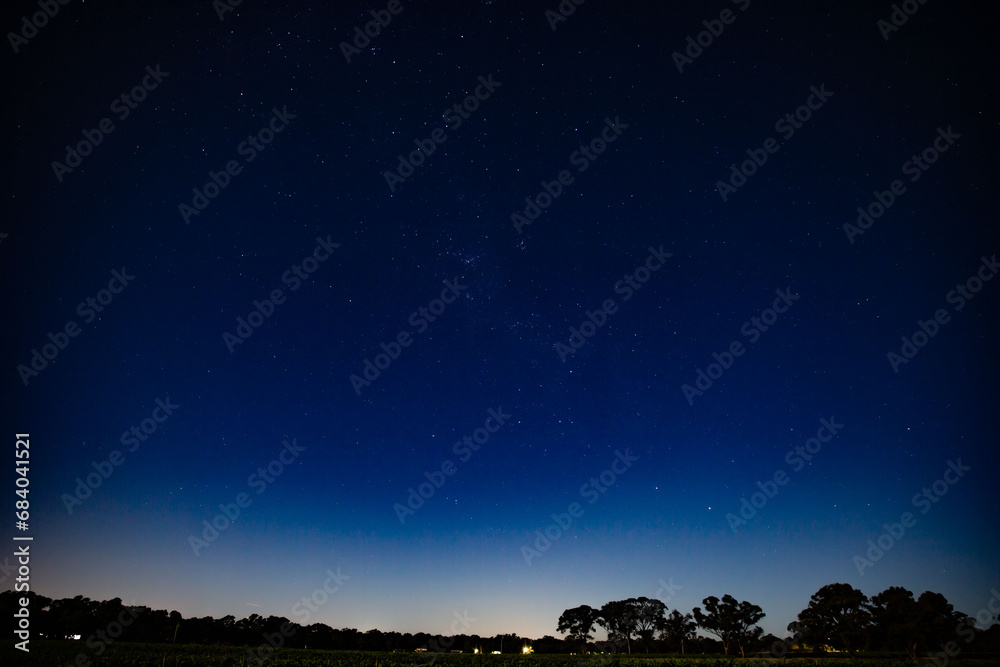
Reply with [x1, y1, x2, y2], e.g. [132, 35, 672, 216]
[910, 591, 973, 655]
[692, 594, 765, 658]
[660, 609, 697, 654]
[871, 586, 921, 657]
[787, 582, 872, 655]
[627, 597, 669, 652]
[596, 600, 635, 653]
[5, 584, 990, 659]
[556, 605, 600, 652]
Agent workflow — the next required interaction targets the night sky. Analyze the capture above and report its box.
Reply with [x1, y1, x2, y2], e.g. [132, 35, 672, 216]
[3, 0, 999, 641]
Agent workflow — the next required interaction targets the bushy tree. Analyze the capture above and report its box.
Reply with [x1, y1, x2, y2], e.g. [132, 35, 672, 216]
[660, 609, 696, 653]
[557, 604, 600, 652]
[868, 589, 974, 658]
[788, 583, 872, 655]
[911, 591, 972, 655]
[597, 600, 636, 653]
[625, 597, 668, 652]
[692, 594, 765, 657]
[870, 586, 920, 656]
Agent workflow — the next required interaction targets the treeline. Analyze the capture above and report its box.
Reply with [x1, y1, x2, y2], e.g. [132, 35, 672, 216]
[4, 583, 998, 658]
[0, 591, 561, 653]
[558, 583, 1000, 659]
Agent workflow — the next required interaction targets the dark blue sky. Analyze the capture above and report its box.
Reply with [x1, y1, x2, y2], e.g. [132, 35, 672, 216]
[3, 0, 998, 639]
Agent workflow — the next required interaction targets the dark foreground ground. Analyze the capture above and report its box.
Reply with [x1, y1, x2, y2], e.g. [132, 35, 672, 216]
[2, 643, 1000, 667]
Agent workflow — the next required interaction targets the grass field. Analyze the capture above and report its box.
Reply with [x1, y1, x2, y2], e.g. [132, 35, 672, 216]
[1, 643, 997, 667]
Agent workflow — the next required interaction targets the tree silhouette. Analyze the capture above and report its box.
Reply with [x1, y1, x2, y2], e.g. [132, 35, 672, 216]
[626, 597, 668, 653]
[660, 609, 696, 653]
[871, 586, 921, 657]
[1, 584, 984, 657]
[788, 583, 872, 655]
[912, 591, 972, 655]
[597, 600, 637, 653]
[692, 594, 765, 658]
[557, 604, 600, 652]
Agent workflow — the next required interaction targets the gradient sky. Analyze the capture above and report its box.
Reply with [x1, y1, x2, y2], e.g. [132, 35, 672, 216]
[3, 0, 998, 641]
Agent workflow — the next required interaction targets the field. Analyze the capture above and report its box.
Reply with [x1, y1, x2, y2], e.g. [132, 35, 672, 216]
[1, 644, 998, 667]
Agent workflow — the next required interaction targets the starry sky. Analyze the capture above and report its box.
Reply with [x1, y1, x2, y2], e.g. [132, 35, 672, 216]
[3, 0, 999, 640]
